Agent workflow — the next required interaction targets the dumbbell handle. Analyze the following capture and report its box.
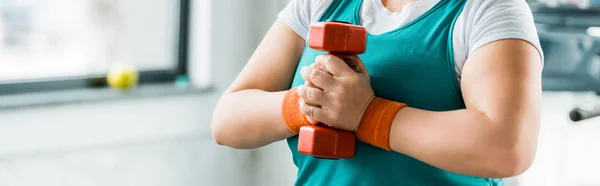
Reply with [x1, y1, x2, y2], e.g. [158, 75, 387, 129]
[330, 52, 360, 73]
[298, 52, 360, 159]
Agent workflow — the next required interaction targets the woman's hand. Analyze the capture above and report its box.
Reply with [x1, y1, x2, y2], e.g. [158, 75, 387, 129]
[297, 54, 375, 131]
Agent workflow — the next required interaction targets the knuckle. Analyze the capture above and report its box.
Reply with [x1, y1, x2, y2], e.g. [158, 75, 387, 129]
[344, 77, 361, 88]
[316, 54, 327, 62]
[310, 69, 321, 79]
[317, 54, 334, 63]
[305, 88, 314, 100]
[349, 75, 361, 84]
[300, 67, 309, 77]
[328, 55, 341, 64]
[324, 55, 335, 61]
[298, 87, 308, 99]
[299, 103, 308, 113]
[303, 107, 313, 117]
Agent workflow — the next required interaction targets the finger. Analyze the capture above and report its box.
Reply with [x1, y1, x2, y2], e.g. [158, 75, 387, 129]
[316, 54, 355, 77]
[297, 85, 330, 106]
[299, 99, 321, 125]
[349, 55, 370, 77]
[311, 61, 329, 73]
[305, 116, 320, 125]
[299, 99, 330, 123]
[300, 67, 337, 91]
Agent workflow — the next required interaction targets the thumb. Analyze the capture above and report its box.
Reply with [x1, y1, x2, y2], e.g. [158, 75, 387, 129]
[349, 55, 369, 76]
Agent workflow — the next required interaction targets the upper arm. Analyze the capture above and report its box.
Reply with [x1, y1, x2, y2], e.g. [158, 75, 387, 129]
[460, 39, 542, 169]
[460, 0, 543, 124]
[461, 39, 542, 124]
[227, 18, 306, 93]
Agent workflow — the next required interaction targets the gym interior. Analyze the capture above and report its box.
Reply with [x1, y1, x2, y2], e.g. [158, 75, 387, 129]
[0, 0, 599, 186]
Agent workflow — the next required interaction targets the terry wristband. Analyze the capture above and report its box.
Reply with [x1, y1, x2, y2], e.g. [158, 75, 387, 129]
[282, 88, 312, 134]
[355, 97, 407, 151]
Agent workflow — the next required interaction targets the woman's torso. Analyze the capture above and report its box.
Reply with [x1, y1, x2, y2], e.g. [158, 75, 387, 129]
[287, 0, 503, 185]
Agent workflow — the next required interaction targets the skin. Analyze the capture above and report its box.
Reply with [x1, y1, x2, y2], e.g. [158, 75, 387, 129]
[211, 19, 299, 149]
[212, 0, 542, 178]
[298, 39, 542, 178]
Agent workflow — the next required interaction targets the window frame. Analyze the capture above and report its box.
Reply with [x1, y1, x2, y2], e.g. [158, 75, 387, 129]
[0, 0, 191, 95]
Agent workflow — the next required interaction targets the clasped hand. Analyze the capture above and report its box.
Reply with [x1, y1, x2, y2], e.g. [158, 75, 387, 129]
[297, 54, 375, 131]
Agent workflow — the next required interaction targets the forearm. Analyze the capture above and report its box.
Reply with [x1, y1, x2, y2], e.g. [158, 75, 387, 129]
[389, 107, 537, 178]
[211, 89, 294, 149]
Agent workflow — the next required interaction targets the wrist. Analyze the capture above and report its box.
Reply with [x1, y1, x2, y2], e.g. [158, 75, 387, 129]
[281, 88, 312, 134]
[355, 97, 407, 150]
[353, 94, 376, 132]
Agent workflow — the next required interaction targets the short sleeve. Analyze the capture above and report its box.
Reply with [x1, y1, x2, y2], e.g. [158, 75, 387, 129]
[463, 0, 544, 64]
[278, 0, 333, 40]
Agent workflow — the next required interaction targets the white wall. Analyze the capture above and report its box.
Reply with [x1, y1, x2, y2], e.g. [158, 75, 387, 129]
[0, 93, 255, 186]
[0, 0, 286, 186]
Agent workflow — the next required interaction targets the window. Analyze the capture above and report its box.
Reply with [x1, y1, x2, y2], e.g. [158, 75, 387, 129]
[0, 0, 190, 94]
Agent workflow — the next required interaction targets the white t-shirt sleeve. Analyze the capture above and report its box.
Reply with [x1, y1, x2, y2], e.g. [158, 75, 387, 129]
[454, 0, 544, 77]
[277, 0, 333, 40]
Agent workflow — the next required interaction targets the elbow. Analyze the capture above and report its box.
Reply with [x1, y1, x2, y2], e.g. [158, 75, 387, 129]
[210, 102, 241, 148]
[211, 119, 244, 149]
[211, 116, 242, 148]
[482, 112, 539, 177]
[210, 116, 228, 146]
[490, 132, 537, 177]
[211, 111, 257, 149]
[210, 92, 261, 149]
[211, 122, 228, 146]
[210, 94, 238, 148]
[493, 149, 535, 178]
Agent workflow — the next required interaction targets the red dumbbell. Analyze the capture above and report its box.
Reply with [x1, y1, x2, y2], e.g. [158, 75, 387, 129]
[298, 21, 367, 159]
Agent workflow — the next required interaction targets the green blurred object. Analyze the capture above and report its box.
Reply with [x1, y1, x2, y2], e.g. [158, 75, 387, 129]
[175, 75, 189, 88]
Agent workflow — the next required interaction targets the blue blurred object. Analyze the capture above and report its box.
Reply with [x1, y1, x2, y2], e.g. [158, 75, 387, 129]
[532, 4, 600, 92]
[532, 4, 600, 121]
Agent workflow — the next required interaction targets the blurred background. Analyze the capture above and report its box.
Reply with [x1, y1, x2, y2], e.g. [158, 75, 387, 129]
[0, 0, 598, 185]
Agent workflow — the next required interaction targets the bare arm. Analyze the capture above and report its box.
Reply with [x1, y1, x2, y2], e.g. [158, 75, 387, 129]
[389, 39, 542, 177]
[211, 19, 305, 149]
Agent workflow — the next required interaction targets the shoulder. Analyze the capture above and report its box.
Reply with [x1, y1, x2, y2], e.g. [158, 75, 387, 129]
[278, 0, 335, 40]
[462, 0, 533, 17]
[458, 0, 542, 59]
[460, 0, 537, 38]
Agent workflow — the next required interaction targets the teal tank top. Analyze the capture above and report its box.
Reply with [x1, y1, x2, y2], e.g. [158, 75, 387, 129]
[288, 0, 503, 185]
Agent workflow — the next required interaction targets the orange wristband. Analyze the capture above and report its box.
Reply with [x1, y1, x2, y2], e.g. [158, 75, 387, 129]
[282, 88, 312, 134]
[355, 97, 407, 151]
